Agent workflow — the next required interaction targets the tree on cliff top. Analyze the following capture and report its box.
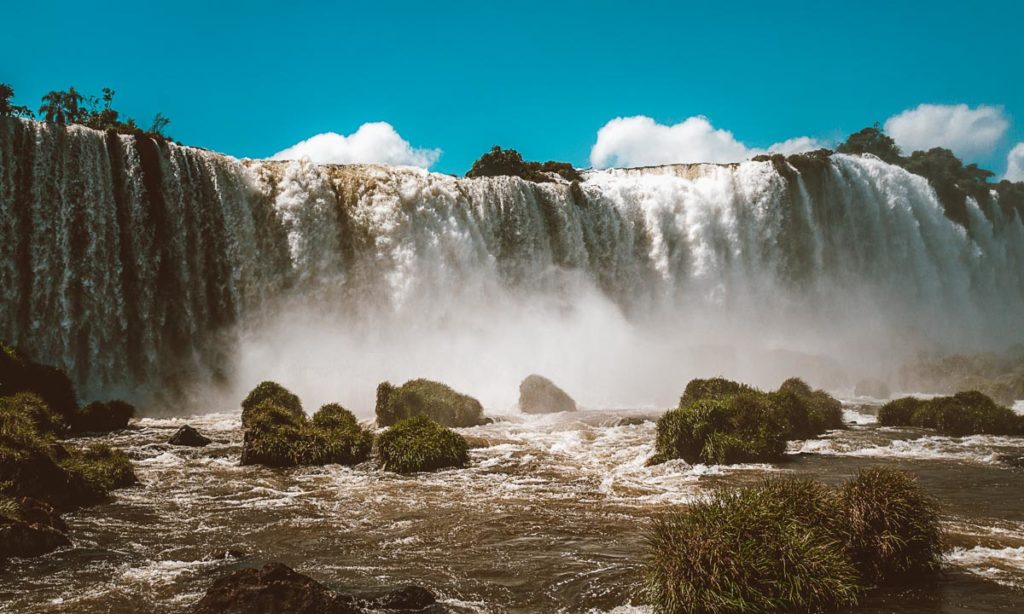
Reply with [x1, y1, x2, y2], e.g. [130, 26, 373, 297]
[466, 146, 582, 183]
[0, 83, 34, 118]
[836, 123, 902, 163]
[39, 87, 88, 124]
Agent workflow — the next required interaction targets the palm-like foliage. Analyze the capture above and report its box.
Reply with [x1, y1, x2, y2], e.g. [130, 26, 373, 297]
[0, 83, 33, 118]
[38, 87, 86, 124]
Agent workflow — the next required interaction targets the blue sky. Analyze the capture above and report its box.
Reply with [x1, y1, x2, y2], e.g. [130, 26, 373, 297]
[2, 0, 1022, 175]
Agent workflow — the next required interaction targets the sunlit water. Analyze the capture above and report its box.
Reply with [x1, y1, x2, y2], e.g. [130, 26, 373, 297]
[2, 401, 1023, 612]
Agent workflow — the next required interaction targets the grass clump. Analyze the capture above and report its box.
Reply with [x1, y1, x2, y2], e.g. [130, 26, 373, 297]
[239, 389, 372, 468]
[375, 379, 487, 428]
[839, 468, 942, 584]
[645, 469, 942, 613]
[646, 477, 860, 612]
[0, 392, 66, 436]
[241, 381, 303, 428]
[652, 377, 845, 466]
[0, 400, 136, 510]
[375, 415, 469, 473]
[878, 391, 1023, 436]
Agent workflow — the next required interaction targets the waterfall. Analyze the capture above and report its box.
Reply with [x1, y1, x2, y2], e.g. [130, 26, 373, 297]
[2, 117, 1023, 411]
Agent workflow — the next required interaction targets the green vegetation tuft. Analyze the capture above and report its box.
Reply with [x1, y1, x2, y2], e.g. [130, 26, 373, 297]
[374, 415, 469, 474]
[0, 392, 66, 436]
[241, 381, 303, 428]
[375, 379, 487, 428]
[645, 469, 942, 613]
[839, 468, 942, 584]
[0, 398, 136, 511]
[466, 146, 583, 183]
[878, 391, 1023, 436]
[652, 377, 845, 466]
[240, 390, 373, 468]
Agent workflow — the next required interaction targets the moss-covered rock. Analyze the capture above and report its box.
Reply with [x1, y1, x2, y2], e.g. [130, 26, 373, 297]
[0, 401, 136, 511]
[645, 469, 942, 612]
[0, 342, 79, 424]
[71, 399, 135, 433]
[652, 377, 844, 465]
[518, 374, 577, 414]
[374, 415, 469, 473]
[240, 381, 303, 428]
[878, 391, 1022, 436]
[240, 400, 372, 468]
[375, 379, 487, 428]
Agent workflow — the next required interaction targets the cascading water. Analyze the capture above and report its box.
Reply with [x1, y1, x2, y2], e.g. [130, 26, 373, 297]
[2, 117, 1023, 411]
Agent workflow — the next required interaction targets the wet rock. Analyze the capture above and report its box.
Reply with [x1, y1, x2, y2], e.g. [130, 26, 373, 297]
[0, 497, 70, 560]
[854, 378, 891, 399]
[996, 454, 1024, 469]
[193, 562, 440, 613]
[193, 563, 346, 613]
[614, 417, 651, 427]
[518, 374, 577, 414]
[71, 400, 135, 433]
[0, 519, 70, 559]
[170, 424, 212, 447]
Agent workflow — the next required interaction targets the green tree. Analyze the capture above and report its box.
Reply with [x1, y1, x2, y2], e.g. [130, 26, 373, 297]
[836, 123, 902, 163]
[147, 112, 171, 137]
[0, 83, 33, 118]
[84, 87, 122, 130]
[38, 87, 87, 124]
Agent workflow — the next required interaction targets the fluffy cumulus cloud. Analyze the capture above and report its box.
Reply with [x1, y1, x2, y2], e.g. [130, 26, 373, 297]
[1006, 143, 1024, 182]
[272, 122, 441, 168]
[883, 104, 1009, 160]
[589, 115, 822, 168]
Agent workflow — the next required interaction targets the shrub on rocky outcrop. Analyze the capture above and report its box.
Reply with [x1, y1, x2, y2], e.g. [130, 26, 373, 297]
[651, 377, 845, 465]
[240, 381, 303, 428]
[71, 400, 135, 433]
[0, 342, 78, 423]
[0, 401, 136, 511]
[878, 391, 1022, 436]
[518, 374, 577, 414]
[466, 145, 583, 183]
[375, 379, 487, 428]
[375, 415, 469, 473]
[645, 469, 942, 613]
[239, 387, 372, 468]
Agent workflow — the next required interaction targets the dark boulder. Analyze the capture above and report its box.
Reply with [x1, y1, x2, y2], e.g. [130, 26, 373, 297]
[518, 375, 577, 414]
[0, 342, 79, 424]
[193, 563, 348, 614]
[193, 563, 440, 613]
[169, 425, 212, 447]
[71, 400, 135, 433]
[0, 497, 70, 560]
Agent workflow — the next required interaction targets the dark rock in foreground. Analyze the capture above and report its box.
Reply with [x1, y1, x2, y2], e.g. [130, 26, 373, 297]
[193, 562, 440, 613]
[518, 374, 576, 414]
[0, 497, 71, 560]
[169, 424, 212, 447]
[72, 400, 135, 433]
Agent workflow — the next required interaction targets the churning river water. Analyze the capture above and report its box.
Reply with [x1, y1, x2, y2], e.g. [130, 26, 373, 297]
[2, 400, 1023, 613]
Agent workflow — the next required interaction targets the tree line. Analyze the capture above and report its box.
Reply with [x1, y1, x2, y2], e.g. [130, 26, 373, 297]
[0, 82, 171, 140]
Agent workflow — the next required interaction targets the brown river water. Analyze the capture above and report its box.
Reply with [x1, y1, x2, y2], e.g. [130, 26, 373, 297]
[1, 401, 1023, 613]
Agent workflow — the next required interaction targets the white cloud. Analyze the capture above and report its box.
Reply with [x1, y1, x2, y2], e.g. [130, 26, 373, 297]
[883, 104, 1008, 160]
[1006, 143, 1024, 182]
[588, 115, 822, 168]
[271, 122, 441, 168]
